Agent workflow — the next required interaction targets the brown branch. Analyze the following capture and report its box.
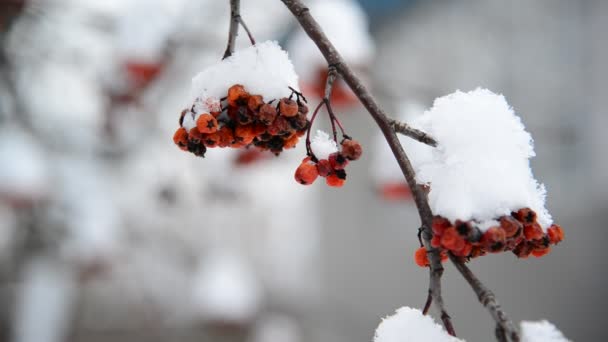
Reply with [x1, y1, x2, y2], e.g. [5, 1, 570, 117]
[223, 0, 240, 59]
[449, 253, 520, 341]
[280, 0, 455, 335]
[389, 118, 437, 147]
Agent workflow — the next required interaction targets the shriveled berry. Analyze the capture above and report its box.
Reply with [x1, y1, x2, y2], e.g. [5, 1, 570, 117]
[289, 113, 308, 130]
[500, 216, 523, 238]
[188, 128, 203, 143]
[326, 173, 345, 187]
[259, 103, 278, 125]
[279, 98, 298, 117]
[236, 106, 254, 125]
[513, 208, 537, 223]
[196, 114, 218, 134]
[252, 123, 267, 136]
[316, 159, 332, 177]
[203, 132, 220, 148]
[217, 126, 235, 147]
[454, 220, 472, 236]
[341, 139, 363, 161]
[523, 222, 544, 241]
[283, 133, 299, 149]
[267, 116, 291, 136]
[432, 217, 451, 236]
[234, 125, 256, 145]
[298, 103, 309, 115]
[547, 224, 564, 244]
[295, 161, 319, 185]
[414, 247, 429, 267]
[173, 127, 188, 151]
[227, 84, 249, 107]
[328, 152, 349, 170]
[481, 227, 507, 252]
[441, 227, 466, 252]
[247, 95, 264, 112]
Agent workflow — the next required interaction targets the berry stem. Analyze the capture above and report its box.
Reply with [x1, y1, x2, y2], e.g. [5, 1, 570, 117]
[223, 0, 240, 59]
[305, 101, 325, 160]
[389, 118, 438, 147]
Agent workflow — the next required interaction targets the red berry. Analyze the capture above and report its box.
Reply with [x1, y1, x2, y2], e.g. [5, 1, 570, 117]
[173, 127, 188, 151]
[328, 152, 349, 170]
[294, 161, 319, 185]
[513, 208, 537, 223]
[440, 227, 465, 252]
[316, 159, 332, 177]
[430, 235, 442, 248]
[523, 222, 544, 241]
[547, 224, 564, 244]
[481, 227, 507, 252]
[326, 173, 345, 187]
[196, 113, 218, 134]
[531, 247, 551, 258]
[500, 216, 523, 238]
[414, 247, 429, 267]
[283, 133, 299, 149]
[341, 139, 363, 161]
[203, 132, 220, 148]
[513, 242, 533, 258]
[247, 95, 264, 112]
[227, 84, 249, 107]
[258, 103, 278, 125]
[432, 217, 451, 236]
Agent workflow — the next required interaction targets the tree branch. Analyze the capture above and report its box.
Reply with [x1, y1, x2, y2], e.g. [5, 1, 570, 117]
[280, 0, 455, 335]
[389, 118, 437, 147]
[449, 253, 520, 341]
[223, 0, 241, 59]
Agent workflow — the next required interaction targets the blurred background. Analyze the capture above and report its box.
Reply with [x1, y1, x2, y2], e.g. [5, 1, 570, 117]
[0, 0, 606, 341]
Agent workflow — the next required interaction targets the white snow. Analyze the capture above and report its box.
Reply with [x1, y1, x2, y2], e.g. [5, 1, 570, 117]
[414, 88, 553, 230]
[310, 130, 338, 160]
[190, 41, 299, 115]
[374, 307, 464, 342]
[287, 0, 374, 83]
[521, 320, 570, 342]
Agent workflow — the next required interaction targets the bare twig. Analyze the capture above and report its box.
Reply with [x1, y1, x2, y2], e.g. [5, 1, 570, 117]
[223, 0, 241, 59]
[389, 118, 437, 147]
[280, 0, 455, 335]
[496, 324, 508, 342]
[237, 16, 256, 46]
[449, 253, 520, 341]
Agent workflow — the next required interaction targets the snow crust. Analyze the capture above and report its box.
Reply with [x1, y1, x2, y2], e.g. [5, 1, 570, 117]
[310, 130, 338, 160]
[190, 41, 299, 116]
[414, 88, 552, 229]
[374, 307, 463, 342]
[521, 320, 570, 342]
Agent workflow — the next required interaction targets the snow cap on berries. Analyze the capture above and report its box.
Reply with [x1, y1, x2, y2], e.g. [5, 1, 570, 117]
[374, 307, 463, 342]
[310, 130, 338, 160]
[520, 320, 571, 342]
[190, 41, 299, 118]
[414, 88, 553, 230]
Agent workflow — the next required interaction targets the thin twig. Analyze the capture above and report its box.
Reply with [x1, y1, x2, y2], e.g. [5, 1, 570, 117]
[237, 16, 256, 45]
[223, 0, 240, 59]
[449, 253, 520, 341]
[389, 118, 437, 147]
[280, 0, 455, 335]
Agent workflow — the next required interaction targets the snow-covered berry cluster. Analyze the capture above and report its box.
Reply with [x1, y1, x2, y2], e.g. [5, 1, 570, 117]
[414, 209, 565, 267]
[294, 131, 362, 187]
[173, 84, 309, 157]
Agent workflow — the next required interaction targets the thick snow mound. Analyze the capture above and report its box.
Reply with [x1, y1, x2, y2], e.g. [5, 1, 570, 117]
[521, 320, 570, 342]
[190, 41, 299, 115]
[415, 88, 552, 230]
[374, 307, 463, 342]
[310, 130, 338, 160]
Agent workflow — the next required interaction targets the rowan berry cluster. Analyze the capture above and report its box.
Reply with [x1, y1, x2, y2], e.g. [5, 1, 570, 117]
[294, 138, 362, 187]
[414, 207, 564, 267]
[173, 84, 310, 157]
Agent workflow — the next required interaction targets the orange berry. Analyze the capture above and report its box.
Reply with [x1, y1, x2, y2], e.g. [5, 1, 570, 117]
[283, 134, 299, 149]
[295, 161, 319, 185]
[513, 208, 537, 223]
[235, 106, 254, 125]
[500, 216, 523, 238]
[259, 103, 278, 125]
[252, 123, 267, 136]
[203, 132, 220, 148]
[456, 242, 473, 257]
[531, 246, 551, 258]
[326, 173, 345, 187]
[247, 95, 264, 112]
[432, 217, 451, 236]
[414, 247, 429, 267]
[279, 98, 298, 117]
[234, 125, 255, 145]
[547, 224, 564, 244]
[188, 127, 203, 142]
[173, 127, 188, 151]
[440, 227, 465, 252]
[196, 114, 218, 134]
[523, 222, 544, 241]
[430, 235, 442, 248]
[289, 113, 308, 131]
[267, 116, 291, 136]
[217, 126, 235, 147]
[315, 159, 332, 177]
[227, 84, 249, 107]
[341, 139, 363, 161]
[481, 227, 507, 252]
[328, 152, 349, 170]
